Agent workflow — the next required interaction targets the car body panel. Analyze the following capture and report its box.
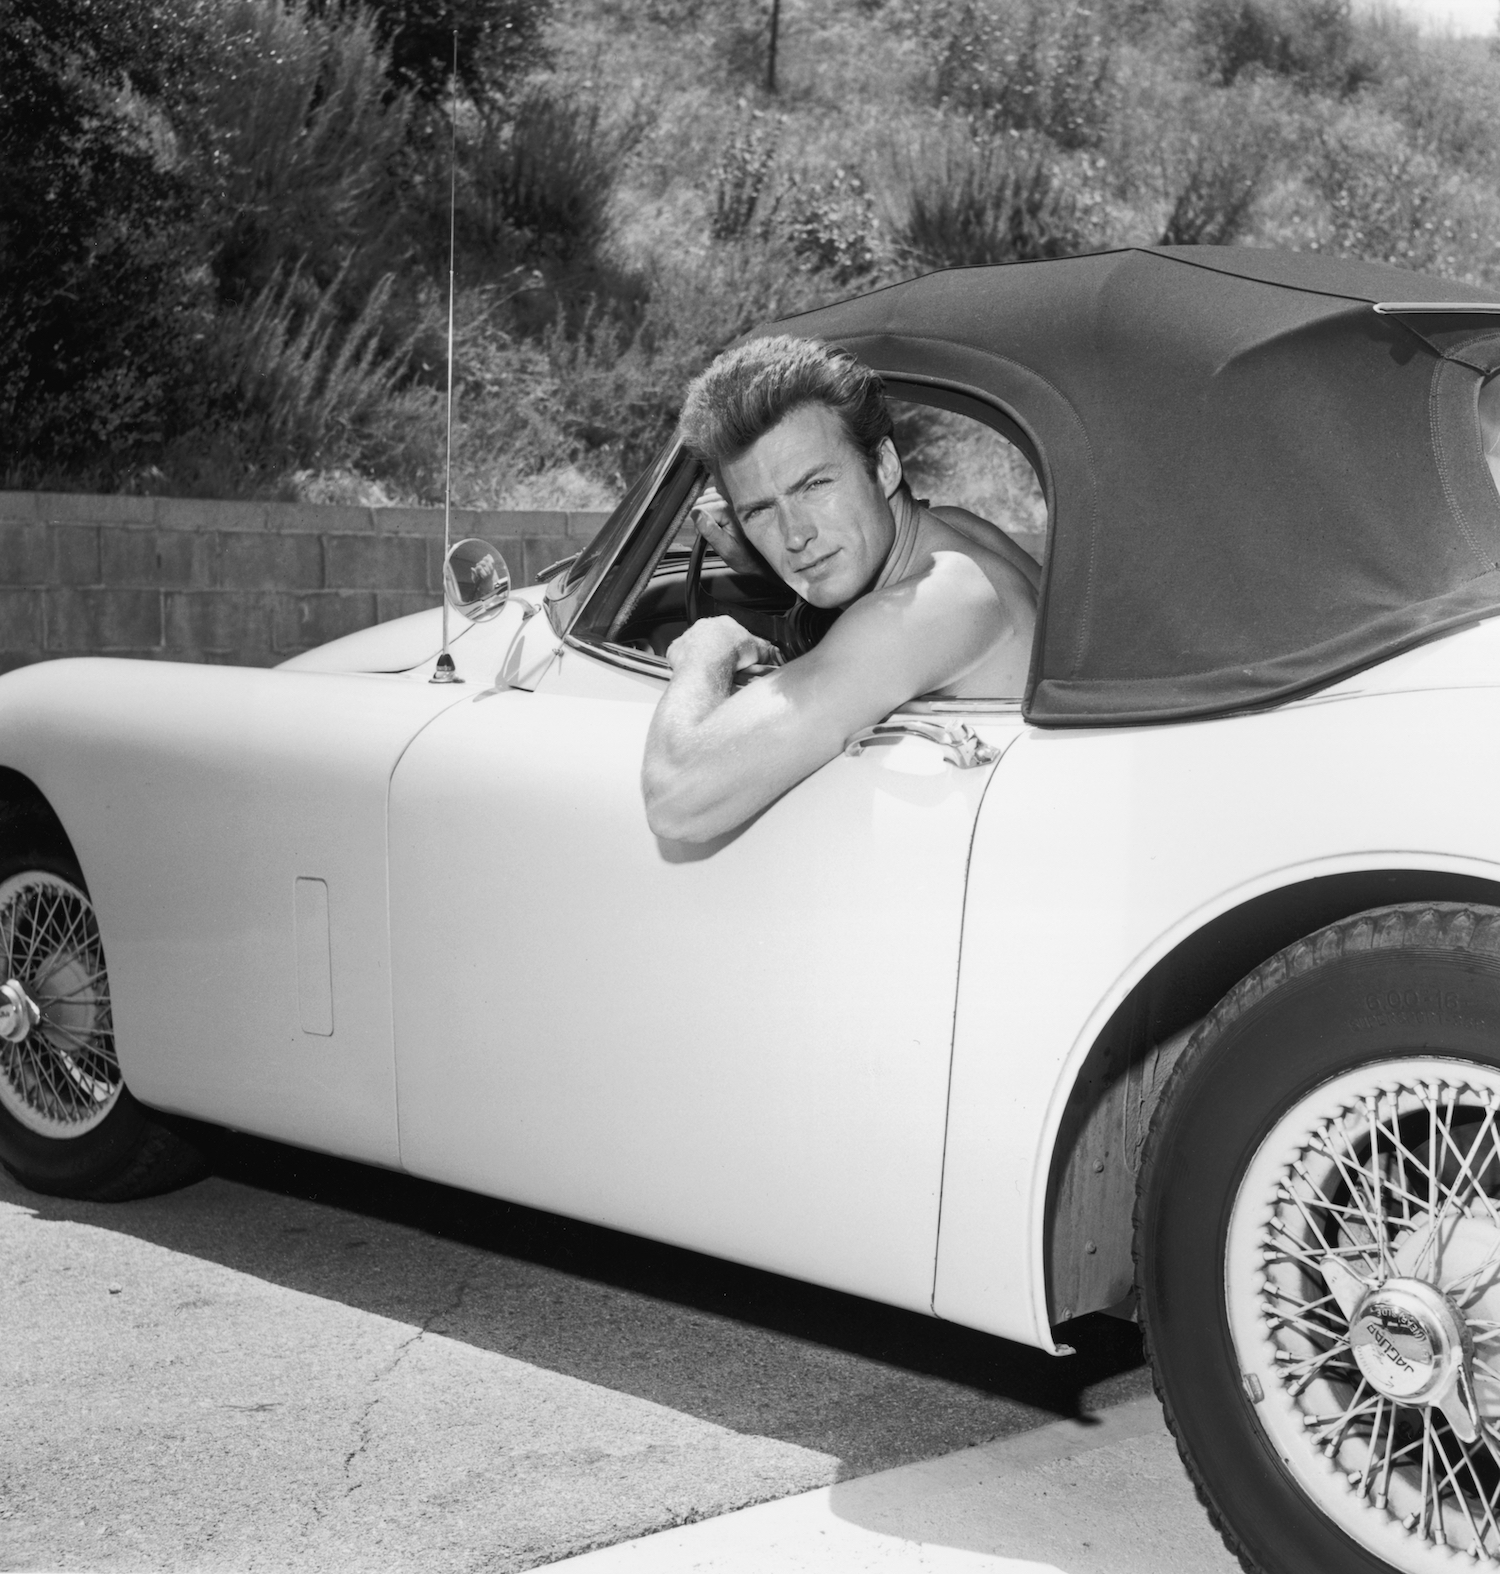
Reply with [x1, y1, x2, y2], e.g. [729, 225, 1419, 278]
[0, 657, 470, 1164]
[935, 656, 1500, 1349]
[386, 642, 1021, 1311]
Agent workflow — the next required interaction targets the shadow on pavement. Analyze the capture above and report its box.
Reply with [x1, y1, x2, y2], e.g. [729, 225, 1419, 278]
[3, 1124, 1152, 1478]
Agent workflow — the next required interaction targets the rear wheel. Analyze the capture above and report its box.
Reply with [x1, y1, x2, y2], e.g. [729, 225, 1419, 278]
[0, 810, 204, 1200]
[1138, 903, 1500, 1573]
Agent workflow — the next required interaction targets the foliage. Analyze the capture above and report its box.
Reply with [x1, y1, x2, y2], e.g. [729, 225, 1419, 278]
[194, 266, 413, 471]
[923, 0, 1116, 150]
[188, 0, 412, 305]
[0, 0, 205, 472]
[476, 84, 641, 261]
[784, 167, 882, 285]
[1157, 80, 1289, 246]
[358, 0, 553, 108]
[1189, 0, 1375, 94]
[897, 128, 1098, 269]
[1304, 105, 1499, 278]
[10, 0, 1500, 506]
[707, 111, 783, 242]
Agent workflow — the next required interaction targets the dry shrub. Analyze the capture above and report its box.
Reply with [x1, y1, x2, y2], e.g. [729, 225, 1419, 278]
[196, 265, 412, 471]
[1189, 0, 1374, 94]
[896, 126, 1099, 269]
[918, 0, 1115, 151]
[707, 109, 783, 241]
[187, 0, 411, 303]
[1307, 105, 1500, 278]
[784, 167, 883, 284]
[481, 84, 644, 261]
[1157, 79, 1290, 245]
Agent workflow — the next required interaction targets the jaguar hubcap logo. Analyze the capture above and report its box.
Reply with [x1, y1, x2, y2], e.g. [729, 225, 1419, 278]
[1348, 1279, 1463, 1403]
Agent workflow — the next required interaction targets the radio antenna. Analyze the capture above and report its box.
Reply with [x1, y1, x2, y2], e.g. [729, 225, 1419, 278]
[431, 29, 462, 684]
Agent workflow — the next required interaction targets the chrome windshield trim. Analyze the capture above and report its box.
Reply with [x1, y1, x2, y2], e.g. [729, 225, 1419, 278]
[562, 634, 670, 679]
[1374, 302, 1500, 315]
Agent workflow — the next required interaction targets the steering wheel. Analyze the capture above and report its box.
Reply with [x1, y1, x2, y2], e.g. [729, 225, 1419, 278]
[684, 529, 711, 627]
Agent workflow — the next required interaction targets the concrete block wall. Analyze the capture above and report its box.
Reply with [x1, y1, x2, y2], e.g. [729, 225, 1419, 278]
[0, 493, 612, 671]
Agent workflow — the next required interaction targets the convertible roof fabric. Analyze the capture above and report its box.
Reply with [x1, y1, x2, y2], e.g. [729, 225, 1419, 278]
[761, 247, 1500, 726]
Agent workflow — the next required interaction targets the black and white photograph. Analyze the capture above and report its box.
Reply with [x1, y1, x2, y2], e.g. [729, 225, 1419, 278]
[6, 0, 1500, 1570]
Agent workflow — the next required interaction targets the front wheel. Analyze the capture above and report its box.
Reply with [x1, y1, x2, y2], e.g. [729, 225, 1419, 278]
[1138, 903, 1500, 1573]
[0, 819, 204, 1201]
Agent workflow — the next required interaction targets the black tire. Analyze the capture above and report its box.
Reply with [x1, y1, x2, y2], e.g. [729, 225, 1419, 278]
[1137, 902, 1500, 1574]
[0, 805, 205, 1201]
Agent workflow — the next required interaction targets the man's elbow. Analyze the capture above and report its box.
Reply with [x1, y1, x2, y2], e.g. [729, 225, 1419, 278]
[642, 765, 718, 844]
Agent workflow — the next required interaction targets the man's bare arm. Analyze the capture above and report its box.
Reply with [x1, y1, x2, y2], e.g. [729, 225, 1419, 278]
[642, 554, 1004, 843]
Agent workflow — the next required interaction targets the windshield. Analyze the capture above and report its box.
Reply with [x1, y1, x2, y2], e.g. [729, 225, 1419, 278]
[545, 441, 679, 637]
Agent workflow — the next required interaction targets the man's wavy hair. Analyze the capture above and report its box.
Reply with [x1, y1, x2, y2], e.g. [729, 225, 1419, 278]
[676, 335, 893, 485]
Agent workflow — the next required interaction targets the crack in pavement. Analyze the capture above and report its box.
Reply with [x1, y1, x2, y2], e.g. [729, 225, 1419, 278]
[342, 1269, 476, 1496]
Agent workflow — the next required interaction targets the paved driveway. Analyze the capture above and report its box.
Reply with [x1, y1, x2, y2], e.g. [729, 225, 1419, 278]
[1, 1133, 1149, 1572]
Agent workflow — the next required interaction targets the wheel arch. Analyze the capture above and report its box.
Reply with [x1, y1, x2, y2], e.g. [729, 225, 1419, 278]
[0, 766, 75, 860]
[1043, 866, 1500, 1326]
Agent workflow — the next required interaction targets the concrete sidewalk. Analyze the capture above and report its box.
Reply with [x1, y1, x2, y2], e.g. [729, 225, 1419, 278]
[549, 1395, 1240, 1574]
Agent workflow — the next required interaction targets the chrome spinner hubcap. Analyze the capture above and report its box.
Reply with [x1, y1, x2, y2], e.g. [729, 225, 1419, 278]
[1349, 1279, 1470, 1403]
[0, 977, 41, 1044]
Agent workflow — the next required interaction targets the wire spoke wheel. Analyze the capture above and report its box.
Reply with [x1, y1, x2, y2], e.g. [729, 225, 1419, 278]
[1228, 1058, 1500, 1568]
[0, 870, 119, 1139]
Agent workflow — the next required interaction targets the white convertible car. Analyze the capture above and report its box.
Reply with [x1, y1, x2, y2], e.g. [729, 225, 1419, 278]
[8, 246, 1500, 1573]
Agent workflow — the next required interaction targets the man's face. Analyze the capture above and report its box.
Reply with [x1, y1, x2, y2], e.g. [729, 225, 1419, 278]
[719, 403, 901, 609]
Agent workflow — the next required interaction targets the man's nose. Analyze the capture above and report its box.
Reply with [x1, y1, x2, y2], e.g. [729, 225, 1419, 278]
[781, 504, 816, 555]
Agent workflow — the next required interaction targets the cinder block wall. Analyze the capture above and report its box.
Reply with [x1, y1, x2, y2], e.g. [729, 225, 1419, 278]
[0, 492, 612, 671]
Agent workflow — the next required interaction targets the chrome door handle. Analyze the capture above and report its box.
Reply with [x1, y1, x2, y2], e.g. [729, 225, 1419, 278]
[843, 719, 1000, 769]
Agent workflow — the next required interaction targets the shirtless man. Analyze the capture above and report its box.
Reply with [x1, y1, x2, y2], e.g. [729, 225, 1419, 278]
[642, 335, 1038, 843]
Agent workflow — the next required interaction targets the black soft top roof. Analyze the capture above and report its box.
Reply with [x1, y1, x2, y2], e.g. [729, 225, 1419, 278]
[762, 246, 1500, 726]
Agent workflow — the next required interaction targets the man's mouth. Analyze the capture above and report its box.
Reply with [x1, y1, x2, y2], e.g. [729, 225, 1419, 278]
[793, 549, 839, 579]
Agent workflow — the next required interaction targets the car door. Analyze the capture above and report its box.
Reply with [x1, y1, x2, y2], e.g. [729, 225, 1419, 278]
[387, 658, 1019, 1311]
[385, 425, 1041, 1310]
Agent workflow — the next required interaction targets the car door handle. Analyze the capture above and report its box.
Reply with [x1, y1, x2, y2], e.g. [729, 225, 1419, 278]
[843, 719, 1000, 768]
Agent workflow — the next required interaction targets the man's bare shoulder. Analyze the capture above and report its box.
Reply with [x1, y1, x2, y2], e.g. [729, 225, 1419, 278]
[830, 508, 1035, 700]
[929, 504, 1043, 594]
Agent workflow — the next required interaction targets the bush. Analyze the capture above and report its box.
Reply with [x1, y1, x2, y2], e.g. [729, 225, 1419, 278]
[707, 110, 783, 241]
[923, 0, 1115, 151]
[360, 0, 553, 108]
[897, 128, 1098, 269]
[0, 0, 206, 474]
[1157, 80, 1288, 245]
[784, 167, 883, 284]
[1305, 104, 1497, 278]
[186, 0, 412, 306]
[1190, 0, 1375, 94]
[480, 84, 642, 261]
[190, 265, 413, 473]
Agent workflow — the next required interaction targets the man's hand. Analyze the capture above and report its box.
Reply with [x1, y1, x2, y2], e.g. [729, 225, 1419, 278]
[664, 615, 782, 679]
[689, 488, 765, 578]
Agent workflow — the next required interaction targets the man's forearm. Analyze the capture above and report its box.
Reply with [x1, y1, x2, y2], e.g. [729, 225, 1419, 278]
[641, 656, 741, 842]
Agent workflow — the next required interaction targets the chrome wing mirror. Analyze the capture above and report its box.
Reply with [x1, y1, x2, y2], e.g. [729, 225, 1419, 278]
[444, 539, 511, 622]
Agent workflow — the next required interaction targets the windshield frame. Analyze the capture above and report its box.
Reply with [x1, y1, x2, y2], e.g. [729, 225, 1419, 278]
[544, 441, 681, 639]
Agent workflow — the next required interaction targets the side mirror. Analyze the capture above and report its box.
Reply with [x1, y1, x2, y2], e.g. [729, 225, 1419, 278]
[444, 538, 510, 623]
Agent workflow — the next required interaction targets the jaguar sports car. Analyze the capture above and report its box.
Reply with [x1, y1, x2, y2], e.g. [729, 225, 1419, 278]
[9, 246, 1500, 1572]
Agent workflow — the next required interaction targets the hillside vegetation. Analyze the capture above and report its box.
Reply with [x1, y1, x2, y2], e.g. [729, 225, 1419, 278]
[5, 0, 1500, 509]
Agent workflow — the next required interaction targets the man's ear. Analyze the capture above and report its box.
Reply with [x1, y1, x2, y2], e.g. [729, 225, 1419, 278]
[875, 436, 903, 500]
